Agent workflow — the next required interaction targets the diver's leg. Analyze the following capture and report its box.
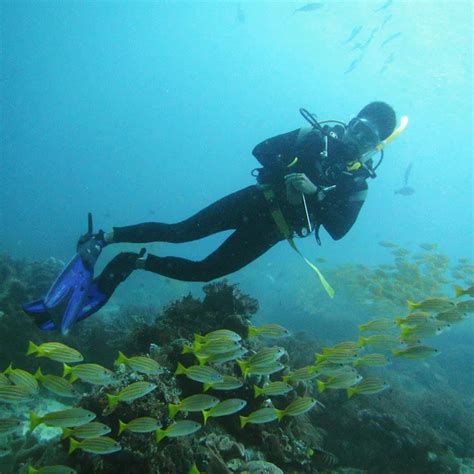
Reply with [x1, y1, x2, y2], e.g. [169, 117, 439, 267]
[143, 222, 282, 282]
[76, 249, 146, 322]
[111, 185, 266, 244]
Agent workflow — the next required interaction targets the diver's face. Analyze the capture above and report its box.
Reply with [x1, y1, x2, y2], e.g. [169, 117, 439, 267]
[343, 118, 380, 158]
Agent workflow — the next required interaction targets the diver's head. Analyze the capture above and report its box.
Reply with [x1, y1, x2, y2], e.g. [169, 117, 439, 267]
[343, 102, 396, 160]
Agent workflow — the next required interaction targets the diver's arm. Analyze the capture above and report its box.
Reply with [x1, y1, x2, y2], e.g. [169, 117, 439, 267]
[252, 129, 300, 168]
[318, 178, 368, 240]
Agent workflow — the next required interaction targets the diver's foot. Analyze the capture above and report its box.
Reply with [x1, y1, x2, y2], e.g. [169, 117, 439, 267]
[96, 248, 146, 296]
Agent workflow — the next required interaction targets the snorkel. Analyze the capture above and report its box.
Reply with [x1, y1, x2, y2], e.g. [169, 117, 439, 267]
[361, 115, 409, 174]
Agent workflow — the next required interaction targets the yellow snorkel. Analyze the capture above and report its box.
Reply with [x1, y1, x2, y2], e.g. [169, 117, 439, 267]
[355, 115, 409, 173]
[376, 115, 409, 151]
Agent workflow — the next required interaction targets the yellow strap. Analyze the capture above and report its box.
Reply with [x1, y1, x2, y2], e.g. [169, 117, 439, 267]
[262, 188, 335, 298]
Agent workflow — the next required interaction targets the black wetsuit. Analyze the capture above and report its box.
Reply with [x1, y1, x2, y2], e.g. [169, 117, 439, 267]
[110, 127, 369, 283]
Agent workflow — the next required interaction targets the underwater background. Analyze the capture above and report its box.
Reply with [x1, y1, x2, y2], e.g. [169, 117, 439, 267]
[0, 1, 473, 473]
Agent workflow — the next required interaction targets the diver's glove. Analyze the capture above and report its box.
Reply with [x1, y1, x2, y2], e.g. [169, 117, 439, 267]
[76, 213, 107, 270]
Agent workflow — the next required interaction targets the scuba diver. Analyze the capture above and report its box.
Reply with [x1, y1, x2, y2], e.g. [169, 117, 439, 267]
[23, 101, 407, 334]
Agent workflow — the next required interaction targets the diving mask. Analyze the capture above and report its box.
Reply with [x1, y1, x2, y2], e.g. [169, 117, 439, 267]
[344, 117, 381, 156]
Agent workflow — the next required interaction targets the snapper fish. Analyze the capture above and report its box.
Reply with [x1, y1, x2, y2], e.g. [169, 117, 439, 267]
[248, 323, 290, 338]
[456, 300, 474, 313]
[202, 399, 247, 425]
[68, 436, 121, 455]
[118, 417, 159, 435]
[26, 341, 83, 364]
[407, 297, 454, 313]
[106, 382, 157, 409]
[392, 345, 440, 360]
[347, 377, 389, 398]
[155, 420, 201, 444]
[454, 285, 474, 297]
[240, 407, 279, 428]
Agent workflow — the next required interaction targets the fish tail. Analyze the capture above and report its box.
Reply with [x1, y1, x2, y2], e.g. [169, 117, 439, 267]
[358, 337, 367, 348]
[68, 437, 80, 454]
[203, 384, 211, 392]
[202, 410, 211, 425]
[118, 420, 127, 436]
[316, 380, 326, 394]
[175, 362, 186, 375]
[253, 385, 262, 398]
[194, 333, 205, 343]
[155, 428, 166, 444]
[400, 327, 411, 339]
[114, 351, 128, 366]
[62, 363, 72, 378]
[315, 353, 325, 364]
[106, 393, 119, 409]
[61, 427, 72, 440]
[454, 286, 465, 298]
[26, 341, 39, 356]
[281, 375, 290, 384]
[181, 345, 193, 355]
[275, 409, 285, 422]
[196, 354, 207, 366]
[247, 326, 257, 338]
[358, 324, 366, 332]
[407, 300, 418, 311]
[3, 363, 13, 375]
[33, 367, 43, 381]
[29, 412, 42, 431]
[237, 360, 247, 376]
[347, 388, 357, 398]
[168, 403, 180, 419]
[27, 466, 39, 474]
[239, 416, 248, 429]
[394, 317, 403, 326]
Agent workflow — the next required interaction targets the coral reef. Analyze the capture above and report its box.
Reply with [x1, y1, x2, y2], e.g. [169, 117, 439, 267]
[0, 253, 473, 474]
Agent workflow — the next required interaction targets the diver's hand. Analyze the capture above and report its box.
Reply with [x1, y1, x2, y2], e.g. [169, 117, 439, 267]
[284, 173, 317, 205]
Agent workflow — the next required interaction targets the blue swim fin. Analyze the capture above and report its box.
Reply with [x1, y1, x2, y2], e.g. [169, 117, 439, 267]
[22, 213, 105, 335]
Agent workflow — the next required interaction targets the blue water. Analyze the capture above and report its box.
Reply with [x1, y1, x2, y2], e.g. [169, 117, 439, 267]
[1, 1, 472, 306]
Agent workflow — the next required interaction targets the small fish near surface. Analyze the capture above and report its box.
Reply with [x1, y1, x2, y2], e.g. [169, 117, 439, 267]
[374, 0, 394, 13]
[394, 186, 415, 196]
[293, 2, 324, 15]
[381, 32, 402, 47]
[342, 25, 363, 45]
